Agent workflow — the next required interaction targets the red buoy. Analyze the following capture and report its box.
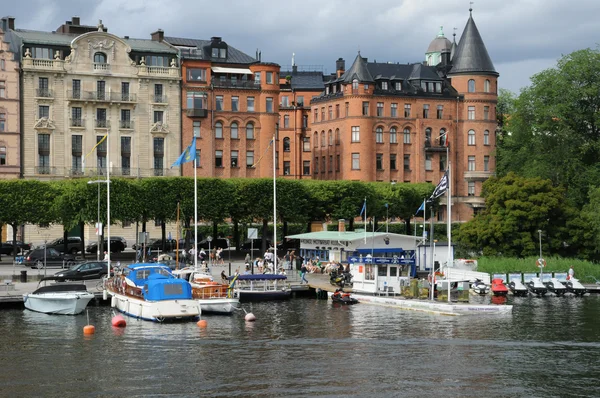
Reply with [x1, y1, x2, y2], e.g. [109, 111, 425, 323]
[111, 315, 127, 328]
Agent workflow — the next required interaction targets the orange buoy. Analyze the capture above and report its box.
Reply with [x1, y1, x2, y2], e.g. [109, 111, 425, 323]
[111, 315, 127, 328]
[197, 319, 208, 328]
[83, 325, 95, 335]
[245, 313, 256, 322]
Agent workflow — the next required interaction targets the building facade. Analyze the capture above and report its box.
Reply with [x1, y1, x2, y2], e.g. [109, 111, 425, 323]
[0, 25, 20, 179]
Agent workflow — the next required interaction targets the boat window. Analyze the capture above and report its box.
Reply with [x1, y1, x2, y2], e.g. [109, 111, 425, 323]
[158, 268, 171, 277]
[377, 266, 387, 277]
[163, 284, 184, 296]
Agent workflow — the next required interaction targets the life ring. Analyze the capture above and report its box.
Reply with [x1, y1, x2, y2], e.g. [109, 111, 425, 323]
[536, 258, 546, 267]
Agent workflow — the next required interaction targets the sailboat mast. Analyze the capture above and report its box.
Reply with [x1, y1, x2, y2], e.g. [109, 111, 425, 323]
[447, 161, 452, 303]
[273, 133, 277, 273]
[194, 153, 198, 271]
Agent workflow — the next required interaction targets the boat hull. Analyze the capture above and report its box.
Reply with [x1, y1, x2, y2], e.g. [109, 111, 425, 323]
[197, 298, 239, 314]
[109, 290, 200, 322]
[237, 290, 291, 302]
[23, 292, 94, 315]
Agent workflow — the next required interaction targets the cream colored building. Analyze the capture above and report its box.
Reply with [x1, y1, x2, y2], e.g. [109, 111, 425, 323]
[0, 26, 20, 179]
[2, 17, 182, 246]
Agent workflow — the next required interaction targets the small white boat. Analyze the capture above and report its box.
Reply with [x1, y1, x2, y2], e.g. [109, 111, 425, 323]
[23, 277, 94, 315]
[508, 280, 529, 297]
[172, 268, 239, 315]
[470, 279, 490, 295]
[565, 278, 587, 296]
[527, 277, 548, 296]
[228, 274, 290, 302]
[545, 278, 567, 296]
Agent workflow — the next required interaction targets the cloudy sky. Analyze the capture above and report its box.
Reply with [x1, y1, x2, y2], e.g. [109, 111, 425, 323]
[4, 0, 599, 93]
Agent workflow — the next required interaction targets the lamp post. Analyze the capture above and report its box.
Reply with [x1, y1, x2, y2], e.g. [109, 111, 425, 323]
[88, 179, 110, 260]
[538, 229, 543, 279]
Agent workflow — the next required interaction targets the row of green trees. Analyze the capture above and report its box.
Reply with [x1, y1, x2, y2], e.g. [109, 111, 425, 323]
[0, 178, 435, 256]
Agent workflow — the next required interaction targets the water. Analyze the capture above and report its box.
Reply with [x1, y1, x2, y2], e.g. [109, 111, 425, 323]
[1, 296, 600, 397]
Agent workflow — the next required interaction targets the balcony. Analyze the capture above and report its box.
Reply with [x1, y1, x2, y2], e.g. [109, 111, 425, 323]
[186, 108, 208, 118]
[119, 120, 134, 129]
[70, 118, 85, 128]
[35, 166, 53, 175]
[137, 65, 180, 78]
[67, 91, 137, 103]
[153, 94, 167, 104]
[424, 140, 448, 152]
[36, 88, 53, 98]
[22, 57, 65, 72]
[464, 171, 494, 181]
[93, 63, 111, 73]
[95, 119, 110, 129]
[69, 168, 84, 177]
[212, 78, 261, 90]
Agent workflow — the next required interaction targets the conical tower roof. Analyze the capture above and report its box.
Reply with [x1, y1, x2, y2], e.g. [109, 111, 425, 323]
[449, 10, 497, 76]
[341, 52, 374, 83]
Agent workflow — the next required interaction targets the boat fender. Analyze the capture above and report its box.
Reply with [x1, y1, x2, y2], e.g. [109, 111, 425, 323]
[111, 296, 116, 307]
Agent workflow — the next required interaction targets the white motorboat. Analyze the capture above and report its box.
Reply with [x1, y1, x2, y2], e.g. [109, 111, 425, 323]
[507, 280, 529, 297]
[470, 279, 490, 295]
[105, 263, 201, 322]
[565, 278, 587, 296]
[545, 278, 567, 296]
[23, 277, 95, 315]
[172, 268, 239, 314]
[526, 277, 548, 296]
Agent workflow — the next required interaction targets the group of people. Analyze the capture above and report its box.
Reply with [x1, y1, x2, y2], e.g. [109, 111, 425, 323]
[181, 246, 225, 265]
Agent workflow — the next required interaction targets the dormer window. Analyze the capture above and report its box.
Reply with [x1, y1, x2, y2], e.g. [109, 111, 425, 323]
[94, 52, 107, 64]
[395, 82, 402, 91]
[381, 81, 388, 90]
[211, 48, 227, 58]
[211, 48, 219, 57]
[325, 86, 329, 95]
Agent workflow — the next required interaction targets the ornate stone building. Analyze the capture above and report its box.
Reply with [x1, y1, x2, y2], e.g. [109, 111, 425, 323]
[0, 24, 20, 179]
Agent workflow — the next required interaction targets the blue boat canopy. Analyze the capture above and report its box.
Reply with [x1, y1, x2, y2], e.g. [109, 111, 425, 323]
[229, 274, 287, 281]
[122, 263, 193, 301]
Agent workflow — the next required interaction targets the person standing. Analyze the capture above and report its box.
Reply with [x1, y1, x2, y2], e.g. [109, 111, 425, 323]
[568, 265, 575, 280]
[300, 263, 308, 284]
[244, 252, 251, 264]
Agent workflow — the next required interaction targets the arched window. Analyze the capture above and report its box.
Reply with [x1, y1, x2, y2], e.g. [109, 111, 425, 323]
[375, 127, 383, 143]
[335, 129, 340, 145]
[94, 52, 107, 64]
[328, 130, 333, 146]
[314, 132, 318, 148]
[484, 79, 490, 93]
[215, 122, 223, 139]
[468, 79, 475, 93]
[425, 128, 432, 145]
[483, 130, 490, 146]
[390, 127, 397, 144]
[352, 79, 359, 90]
[246, 122, 254, 139]
[439, 128, 447, 146]
[468, 129, 476, 145]
[403, 128, 411, 144]
[283, 137, 290, 152]
[231, 122, 238, 139]
[321, 131, 325, 147]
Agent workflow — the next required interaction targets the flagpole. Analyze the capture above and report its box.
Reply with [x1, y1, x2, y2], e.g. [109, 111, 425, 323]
[194, 137, 198, 271]
[273, 132, 277, 273]
[364, 197, 367, 244]
[447, 160, 452, 303]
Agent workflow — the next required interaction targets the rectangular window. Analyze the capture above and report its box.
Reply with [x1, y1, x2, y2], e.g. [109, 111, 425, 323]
[121, 82, 130, 101]
[121, 136, 131, 176]
[404, 154, 410, 171]
[0, 81, 5, 98]
[96, 135, 107, 169]
[484, 106, 489, 120]
[215, 150, 223, 168]
[72, 79, 81, 99]
[193, 121, 201, 137]
[425, 154, 432, 171]
[390, 154, 397, 170]
[154, 84, 164, 103]
[32, 47, 52, 59]
[345, 102, 349, 117]
[484, 155, 489, 171]
[0, 112, 5, 132]
[303, 137, 310, 151]
[283, 161, 290, 175]
[153, 110, 163, 123]
[186, 92, 207, 109]
[313, 109, 318, 123]
[484, 130, 490, 146]
[187, 68, 206, 82]
[381, 81, 388, 90]
[281, 96, 289, 107]
[468, 181, 475, 196]
[216, 95, 223, 111]
[266, 72, 273, 84]
[246, 97, 255, 112]
[362, 102, 369, 116]
[423, 104, 430, 118]
[72, 135, 82, 172]
[437, 105, 443, 119]
[328, 106, 333, 120]
[335, 104, 340, 118]
[96, 80, 105, 100]
[38, 133, 50, 174]
[328, 155, 333, 172]
[403, 129, 411, 144]
[377, 102, 384, 117]
[404, 104, 411, 118]
[38, 77, 49, 97]
[71, 107, 82, 126]
[468, 106, 475, 120]
[231, 96, 239, 112]
[314, 157, 319, 174]
[321, 107, 325, 120]
[468, 155, 476, 171]
[351, 126, 360, 142]
[303, 160, 310, 175]
[246, 151, 254, 167]
[391, 103, 398, 117]
[38, 105, 50, 119]
[195, 150, 201, 168]
[321, 156, 325, 173]
[283, 115, 289, 128]
[266, 97, 273, 113]
[153, 137, 164, 175]
[352, 153, 360, 170]
[376, 153, 383, 170]
[96, 108, 107, 128]
[231, 150, 238, 167]
[336, 154, 340, 171]
[440, 154, 447, 171]
[395, 82, 402, 91]
[0, 59, 4, 71]
[120, 109, 131, 129]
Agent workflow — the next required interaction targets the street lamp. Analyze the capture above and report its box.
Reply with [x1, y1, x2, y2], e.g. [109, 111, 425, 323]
[538, 229, 543, 279]
[88, 179, 110, 261]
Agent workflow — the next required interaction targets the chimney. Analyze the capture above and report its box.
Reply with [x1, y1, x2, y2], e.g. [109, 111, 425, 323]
[336, 57, 345, 78]
[151, 29, 164, 42]
[292, 65, 298, 74]
[7, 16, 15, 31]
[338, 219, 346, 232]
[72, 16, 80, 25]
[211, 36, 222, 44]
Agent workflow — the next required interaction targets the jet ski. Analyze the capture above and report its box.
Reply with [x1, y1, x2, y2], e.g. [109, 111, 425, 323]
[331, 289, 359, 305]
[490, 278, 509, 296]
[470, 279, 489, 295]
[527, 277, 547, 296]
[565, 278, 587, 296]
[508, 280, 529, 297]
[545, 278, 567, 296]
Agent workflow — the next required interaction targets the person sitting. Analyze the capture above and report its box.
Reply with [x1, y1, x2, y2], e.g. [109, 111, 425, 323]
[221, 270, 228, 284]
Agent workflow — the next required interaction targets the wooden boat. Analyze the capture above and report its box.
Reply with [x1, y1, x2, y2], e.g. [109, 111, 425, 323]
[105, 263, 200, 322]
[172, 268, 239, 314]
[23, 277, 94, 315]
[228, 274, 290, 302]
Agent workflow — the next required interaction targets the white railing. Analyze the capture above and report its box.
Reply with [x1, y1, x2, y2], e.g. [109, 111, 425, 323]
[93, 63, 111, 72]
[146, 66, 170, 75]
[32, 59, 54, 68]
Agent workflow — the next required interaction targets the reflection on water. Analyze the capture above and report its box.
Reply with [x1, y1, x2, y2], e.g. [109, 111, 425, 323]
[1, 296, 599, 397]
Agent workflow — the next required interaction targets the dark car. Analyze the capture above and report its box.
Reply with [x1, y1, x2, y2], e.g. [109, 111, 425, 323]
[86, 237, 126, 254]
[0, 240, 31, 255]
[197, 237, 229, 250]
[22, 248, 76, 269]
[54, 261, 108, 282]
[44, 236, 83, 254]
[133, 238, 178, 252]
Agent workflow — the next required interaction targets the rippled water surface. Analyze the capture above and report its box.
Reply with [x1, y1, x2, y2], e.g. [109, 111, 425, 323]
[1, 295, 599, 397]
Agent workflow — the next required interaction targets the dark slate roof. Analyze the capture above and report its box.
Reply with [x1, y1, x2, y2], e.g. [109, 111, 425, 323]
[164, 36, 256, 64]
[340, 53, 374, 83]
[12, 29, 177, 54]
[450, 36, 457, 60]
[366, 62, 442, 81]
[426, 36, 452, 53]
[280, 71, 325, 90]
[449, 13, 497, 76]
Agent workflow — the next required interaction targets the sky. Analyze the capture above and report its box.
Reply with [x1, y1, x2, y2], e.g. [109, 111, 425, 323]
[3, 0, 600, 94]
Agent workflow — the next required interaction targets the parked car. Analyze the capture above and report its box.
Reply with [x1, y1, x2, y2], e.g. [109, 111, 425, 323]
[197, 237, 229, 250]
[0, 240, 31, 255]
[132, 238, 178, 252]
[85, 237, 126, 254]
[54, 261, 108, 282]
[22, 248, 76, 269]
[43, 236, 83, 254]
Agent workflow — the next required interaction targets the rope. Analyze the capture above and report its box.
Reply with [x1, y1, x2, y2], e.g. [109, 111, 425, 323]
[251, 139, 273, 168]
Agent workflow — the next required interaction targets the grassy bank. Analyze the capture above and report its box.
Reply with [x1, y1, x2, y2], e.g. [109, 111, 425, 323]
[477, 257, 600, 283]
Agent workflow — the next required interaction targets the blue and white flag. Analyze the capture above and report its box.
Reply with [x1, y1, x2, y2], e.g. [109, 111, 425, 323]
[415, 200, 426, 215]
[172, 137, 197, 167]
[359, 199, 367, 217]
